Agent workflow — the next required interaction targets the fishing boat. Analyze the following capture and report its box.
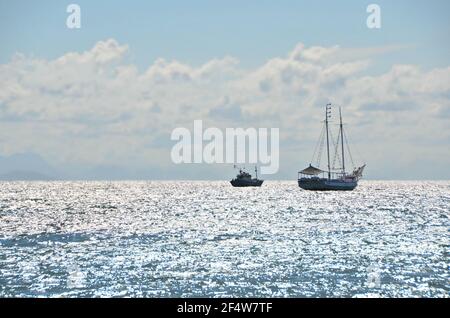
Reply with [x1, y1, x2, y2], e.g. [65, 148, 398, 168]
[230, 166, 264, 187]
[298, 103, 365, 191]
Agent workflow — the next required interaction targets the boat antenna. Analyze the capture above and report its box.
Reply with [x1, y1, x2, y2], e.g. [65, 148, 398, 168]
[325, 103, 331, 180]
[339, 107, 345, 174]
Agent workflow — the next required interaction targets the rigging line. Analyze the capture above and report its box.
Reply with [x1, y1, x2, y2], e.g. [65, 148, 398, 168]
[316, 123, 326, 168]
[316, 128, 325, 168]
[343, 129, 355, 169]
[332, 128, 341, 170]
[328, 125, 340, 171]
[347, 128, 366, 166]
[311, 123, 325, 166]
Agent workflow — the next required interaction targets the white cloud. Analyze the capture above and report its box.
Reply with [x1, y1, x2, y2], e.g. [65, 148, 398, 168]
[0, 39, 448, 179]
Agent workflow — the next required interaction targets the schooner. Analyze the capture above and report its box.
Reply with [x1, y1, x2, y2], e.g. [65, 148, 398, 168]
[298, 103, 365, 191]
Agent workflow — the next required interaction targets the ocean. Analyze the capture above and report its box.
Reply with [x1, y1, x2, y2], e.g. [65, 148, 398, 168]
[0, 181, 448, 298]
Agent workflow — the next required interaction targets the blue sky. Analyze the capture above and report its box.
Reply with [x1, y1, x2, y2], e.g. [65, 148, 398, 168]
[0, 1, 449, 180]
[1, 0, 449, 70]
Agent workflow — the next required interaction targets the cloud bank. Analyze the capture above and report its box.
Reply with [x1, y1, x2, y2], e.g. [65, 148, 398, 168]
[0, 39, 449, 179]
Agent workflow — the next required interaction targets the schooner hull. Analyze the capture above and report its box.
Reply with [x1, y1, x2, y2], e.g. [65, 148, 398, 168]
[298, 178, 357, 191]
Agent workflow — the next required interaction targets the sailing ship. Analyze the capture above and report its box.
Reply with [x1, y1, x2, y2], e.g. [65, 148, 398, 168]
[298, 103, 365, 191]
[230, 166, 264, 187]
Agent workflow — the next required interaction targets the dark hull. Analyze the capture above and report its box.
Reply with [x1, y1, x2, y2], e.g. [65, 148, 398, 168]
[230, 179, 264, 187]
[298, 178, 357, 191]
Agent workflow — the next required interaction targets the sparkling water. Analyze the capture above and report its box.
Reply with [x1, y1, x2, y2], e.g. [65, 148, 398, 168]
[0, 181, 448, 297]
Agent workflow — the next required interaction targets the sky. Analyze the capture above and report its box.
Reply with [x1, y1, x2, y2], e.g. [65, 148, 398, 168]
[0, 0, 449, 180]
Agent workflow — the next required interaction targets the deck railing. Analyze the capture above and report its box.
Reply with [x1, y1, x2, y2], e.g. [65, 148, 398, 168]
[298, 171, 349, 180]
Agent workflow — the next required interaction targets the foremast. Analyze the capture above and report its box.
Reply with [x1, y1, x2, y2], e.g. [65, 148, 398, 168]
[325, 103, 331, 180]
[339, 107, 345, 176]
[326, 105, 348, 178]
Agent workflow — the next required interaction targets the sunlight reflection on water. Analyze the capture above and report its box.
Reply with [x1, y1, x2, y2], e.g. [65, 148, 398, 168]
[0, 181, 448, 297]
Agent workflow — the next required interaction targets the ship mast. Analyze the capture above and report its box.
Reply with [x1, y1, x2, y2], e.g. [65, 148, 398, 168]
[325, 103, 331, 180]
[339, 107, 345, 175]
[255, 166, 258, 179]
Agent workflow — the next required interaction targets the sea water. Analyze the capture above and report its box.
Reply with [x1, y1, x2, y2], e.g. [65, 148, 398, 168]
[0, 181, 448, 297]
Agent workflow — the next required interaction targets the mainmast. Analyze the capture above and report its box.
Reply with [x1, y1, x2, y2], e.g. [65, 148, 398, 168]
[339, 107, 345, 175]
[325, 103, 331, 179]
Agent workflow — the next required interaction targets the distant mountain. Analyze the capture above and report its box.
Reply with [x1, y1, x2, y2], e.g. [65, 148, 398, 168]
[0, 153, 58, 180]
[0, 170, 53, 181]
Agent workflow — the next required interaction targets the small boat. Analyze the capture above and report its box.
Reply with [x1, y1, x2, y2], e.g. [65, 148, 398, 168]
[230, 166, 264, 187]
[298, 103, 365, 191]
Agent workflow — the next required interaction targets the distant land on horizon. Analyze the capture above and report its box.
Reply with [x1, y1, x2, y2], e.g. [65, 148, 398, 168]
[0, 152, 448, 181]
[0, 153, 56, 181]
[0, 170, 54, 181]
